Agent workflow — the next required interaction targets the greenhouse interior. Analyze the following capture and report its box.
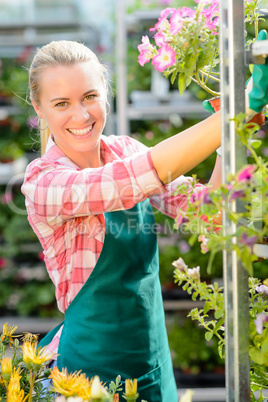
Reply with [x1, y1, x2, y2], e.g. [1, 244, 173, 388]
[0, 0, 267, 401]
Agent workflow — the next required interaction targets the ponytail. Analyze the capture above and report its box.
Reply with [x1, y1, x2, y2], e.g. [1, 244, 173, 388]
[40, 119, 51, 156]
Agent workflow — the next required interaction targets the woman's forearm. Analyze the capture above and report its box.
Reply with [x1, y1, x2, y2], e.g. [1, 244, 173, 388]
[151, 111, 221, 184]
[208, 154, 222, 190]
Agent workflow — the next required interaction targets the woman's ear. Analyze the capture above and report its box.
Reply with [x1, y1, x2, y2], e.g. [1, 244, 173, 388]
[32, 101, 43, 119]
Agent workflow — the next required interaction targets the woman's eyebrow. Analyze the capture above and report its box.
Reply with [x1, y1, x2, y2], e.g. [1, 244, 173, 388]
[50, 89, 98, 103]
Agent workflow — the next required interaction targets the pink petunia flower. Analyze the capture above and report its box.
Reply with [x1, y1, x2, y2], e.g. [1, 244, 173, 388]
[237, 165, 255, 182]
[154, 30, 167, 47]
[152, 44, 176, 72]
[199, 234, 209, 253]
[137, 35, 155, 66]
[202, 3, 219, 33]
[160, 7, 176, 19]
[170, 9, 184, 35]
[150, 17, 170, 32]
[0, 257, 7, 269]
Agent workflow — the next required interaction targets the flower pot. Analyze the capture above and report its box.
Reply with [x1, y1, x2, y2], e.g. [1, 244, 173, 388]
[174, 367, 225, 388]
[253, 237, 268, 260]
[208, 96, 266, 126]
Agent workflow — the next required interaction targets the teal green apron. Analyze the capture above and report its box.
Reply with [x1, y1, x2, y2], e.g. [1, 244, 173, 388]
[40, 199, 177, 402]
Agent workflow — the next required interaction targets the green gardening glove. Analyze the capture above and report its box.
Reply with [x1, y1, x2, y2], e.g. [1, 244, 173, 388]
[247, 29, 268, 118]
[202, 100, 215, 114]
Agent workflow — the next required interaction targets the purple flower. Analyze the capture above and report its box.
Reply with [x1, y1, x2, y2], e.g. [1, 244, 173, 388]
[175, 214, 189, 227]
[255, 313, 268, 335]
[256, 285, 268, 296]
[178, 240, 190, 254]
[191, 188, 213, 205]
[237, 165, 255, 182]
[229, 189, 246, 201]
[240, 232, 258, 253]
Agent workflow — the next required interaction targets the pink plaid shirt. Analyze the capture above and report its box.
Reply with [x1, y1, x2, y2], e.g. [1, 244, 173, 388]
[22, 134, 203, 355]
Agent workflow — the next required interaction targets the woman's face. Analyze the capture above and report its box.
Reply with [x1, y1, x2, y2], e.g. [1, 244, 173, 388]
[33, 60, 107, 167]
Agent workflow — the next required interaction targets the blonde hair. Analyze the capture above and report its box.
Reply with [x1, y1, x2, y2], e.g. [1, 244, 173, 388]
[28, 40, 109, 156]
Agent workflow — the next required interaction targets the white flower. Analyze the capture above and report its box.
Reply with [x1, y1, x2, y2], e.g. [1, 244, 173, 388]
[256, 285, 268, 296]
[172, 257, 188, 271]
[188, 266, 200, 280]
[55, 397, 67, 402]
[91, 376, 109, 398]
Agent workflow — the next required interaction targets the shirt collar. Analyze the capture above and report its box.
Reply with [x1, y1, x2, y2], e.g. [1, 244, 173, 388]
[43, 134, 119, 170]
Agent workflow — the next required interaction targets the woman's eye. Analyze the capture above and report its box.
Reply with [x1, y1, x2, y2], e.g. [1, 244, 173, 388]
[85, 94, 96, 101]
[55, 101, 67, 107]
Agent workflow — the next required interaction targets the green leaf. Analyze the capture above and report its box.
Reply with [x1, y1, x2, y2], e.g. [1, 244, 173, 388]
[178, 73, 187, 95]
[249, 139, 262, 149]
[204, 301, 210, 314]
[215, 309, 224, 320]
[205, 331, 213, 342]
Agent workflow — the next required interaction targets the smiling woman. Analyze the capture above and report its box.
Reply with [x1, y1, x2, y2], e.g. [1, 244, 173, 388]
[20, 37, 268, 401]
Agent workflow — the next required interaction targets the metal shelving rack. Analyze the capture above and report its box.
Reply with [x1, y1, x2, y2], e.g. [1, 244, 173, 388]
[220, 1, 268, 401]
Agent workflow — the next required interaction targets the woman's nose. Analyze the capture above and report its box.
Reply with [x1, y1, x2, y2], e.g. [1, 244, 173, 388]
[72, 103, 90, 122]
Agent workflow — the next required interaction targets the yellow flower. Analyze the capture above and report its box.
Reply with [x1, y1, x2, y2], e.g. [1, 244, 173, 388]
[21, 332, 39, 344]
[50, 367, 92, 399]
[1, 357, 12, 382]
[22, 342, 56, 371]
[7, 389, 27, 402]
[125, 379, 138, 398]
[1, 322, 18, 345]
[7, 368, 24, 399]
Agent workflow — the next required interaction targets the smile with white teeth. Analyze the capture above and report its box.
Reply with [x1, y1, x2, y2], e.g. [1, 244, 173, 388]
[68, 124, 93, 136]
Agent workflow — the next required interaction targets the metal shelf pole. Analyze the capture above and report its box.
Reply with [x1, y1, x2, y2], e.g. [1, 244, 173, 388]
[219, 1, 251, 401]
[116, 0, 129, 136]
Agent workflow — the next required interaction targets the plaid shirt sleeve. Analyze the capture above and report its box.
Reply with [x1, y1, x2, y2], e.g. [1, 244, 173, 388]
[21, 147, 166, 227]
[123, 136, 205, 220]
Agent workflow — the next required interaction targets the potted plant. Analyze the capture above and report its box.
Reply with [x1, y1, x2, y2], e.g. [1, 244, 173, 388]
[137, 0, 266, 94]
[169, 114, 268, 400]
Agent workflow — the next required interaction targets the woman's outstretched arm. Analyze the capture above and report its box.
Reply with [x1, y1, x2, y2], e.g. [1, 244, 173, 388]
[151, 112, 221, 184]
